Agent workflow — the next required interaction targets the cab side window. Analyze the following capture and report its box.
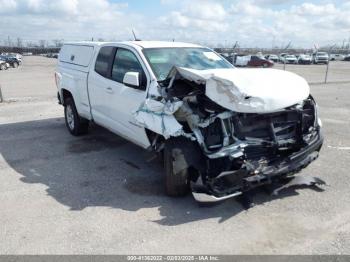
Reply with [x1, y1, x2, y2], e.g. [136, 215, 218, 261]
[112, 48, 147, 90]
[95, 46, 115, 78]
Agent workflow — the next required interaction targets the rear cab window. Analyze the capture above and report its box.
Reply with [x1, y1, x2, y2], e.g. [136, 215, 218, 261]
[95, 46, 116, 78]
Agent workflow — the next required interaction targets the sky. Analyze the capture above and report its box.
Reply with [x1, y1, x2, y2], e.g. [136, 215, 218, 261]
[1, 0, 350, 48]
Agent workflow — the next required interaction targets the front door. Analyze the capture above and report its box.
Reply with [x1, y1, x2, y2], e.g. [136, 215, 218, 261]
[103, 47, 151, 148]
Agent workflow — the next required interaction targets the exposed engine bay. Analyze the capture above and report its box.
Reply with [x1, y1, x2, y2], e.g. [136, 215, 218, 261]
[134, 67, 324, 202]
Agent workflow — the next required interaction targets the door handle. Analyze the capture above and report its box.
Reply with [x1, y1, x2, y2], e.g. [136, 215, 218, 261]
[106, 87, 114, 94]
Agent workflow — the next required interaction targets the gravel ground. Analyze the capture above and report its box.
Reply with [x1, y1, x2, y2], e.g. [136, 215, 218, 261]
[0, 56, 349, 254]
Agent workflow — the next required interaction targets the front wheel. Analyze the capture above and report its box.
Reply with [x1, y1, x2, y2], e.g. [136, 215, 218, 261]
[13, 62, 18, 68]
[64, 97, 89, 136]
[164, 140, 190, 197]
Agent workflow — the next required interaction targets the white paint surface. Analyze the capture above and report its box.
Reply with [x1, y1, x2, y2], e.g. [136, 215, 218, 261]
[176, 67, 310, 113]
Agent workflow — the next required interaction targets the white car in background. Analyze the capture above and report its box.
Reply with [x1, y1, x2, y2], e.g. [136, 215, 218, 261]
[282, 55, 298, 64]
[234, 55, 250, 66]
[298, 54, 312, 64]
[265, 54, 279, 63]
[330, 54, 345, 61]
[313, 52, 329, 64]
[278, 53, 288, 63]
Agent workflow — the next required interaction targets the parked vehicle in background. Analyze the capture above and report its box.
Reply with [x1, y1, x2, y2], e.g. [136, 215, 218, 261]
[14, 53, 22, 62]
[221, 53, 235, 64]
[235, 55, 250, 66]
[279, 53, 288, 63]
[313, 52, 329, 64]
[282, 55, 298, 64]
[330, 54, 345, 61]
[55, 41, 323, 202]
[45, 53, 59, 58]
[265, 54, 279, 63]
[248, 55, 274, 67]
[0, 59, 8, 70]
[344, 54, 350, 61]
[0, 55, 21, 68]
[2, 53, 22, 63]
[298, 54, 312, 64]
[236, 55, 273, 67]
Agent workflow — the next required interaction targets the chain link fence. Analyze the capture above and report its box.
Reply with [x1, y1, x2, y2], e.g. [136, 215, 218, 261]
[0, 46, 60, 55]
[1, 45, 349, 85]
[215, 47, 350, 84]
[274, 61, 350, 84]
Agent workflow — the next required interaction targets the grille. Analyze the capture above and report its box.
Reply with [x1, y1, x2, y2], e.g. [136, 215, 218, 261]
[200, 99, 316, 159]
[234, 110, 300, 146]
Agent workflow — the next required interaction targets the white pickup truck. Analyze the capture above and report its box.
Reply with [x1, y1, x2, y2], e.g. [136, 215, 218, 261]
[55, 41, 324, 203]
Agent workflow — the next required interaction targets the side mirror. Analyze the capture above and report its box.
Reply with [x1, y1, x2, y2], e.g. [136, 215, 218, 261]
[123, 72, 140, 87]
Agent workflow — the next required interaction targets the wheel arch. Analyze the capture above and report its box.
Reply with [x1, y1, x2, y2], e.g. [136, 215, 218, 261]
[60, 88, 73, 106]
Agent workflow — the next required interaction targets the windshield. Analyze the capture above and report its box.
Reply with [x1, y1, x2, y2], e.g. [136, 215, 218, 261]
[317, 52, 327, 56]
[143, 47, 233, 81]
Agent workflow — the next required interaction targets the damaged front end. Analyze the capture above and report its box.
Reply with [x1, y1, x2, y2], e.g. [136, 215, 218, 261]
[134, 67, 324, 203]
[190, 98, 323, 202]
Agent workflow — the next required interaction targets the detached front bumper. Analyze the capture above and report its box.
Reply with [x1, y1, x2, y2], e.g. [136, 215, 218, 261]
[191, 132, 324, 203]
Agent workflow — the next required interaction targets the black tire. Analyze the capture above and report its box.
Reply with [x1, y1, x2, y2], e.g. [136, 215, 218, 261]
[13, 62, 18, 68]
[64, 97, 89, 136]
[262, 63, 268, 68]
[164, 140, 190, 197]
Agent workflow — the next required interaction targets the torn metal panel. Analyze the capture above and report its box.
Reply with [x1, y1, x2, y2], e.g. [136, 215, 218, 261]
[147, 78, 162, 97]
[134, 99, 184, 139]
[173, 67, 310, 113]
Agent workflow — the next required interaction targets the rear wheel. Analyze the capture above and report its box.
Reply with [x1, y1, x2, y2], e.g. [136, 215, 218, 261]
[64, 97, 89, 136]
[164, 140, 190, 197]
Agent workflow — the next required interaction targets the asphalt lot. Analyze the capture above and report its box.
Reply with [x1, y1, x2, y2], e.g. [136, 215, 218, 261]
[0, 56, 350, 254]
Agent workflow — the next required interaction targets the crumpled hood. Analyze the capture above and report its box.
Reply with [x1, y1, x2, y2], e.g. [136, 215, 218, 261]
[176, 67, 310, 113]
